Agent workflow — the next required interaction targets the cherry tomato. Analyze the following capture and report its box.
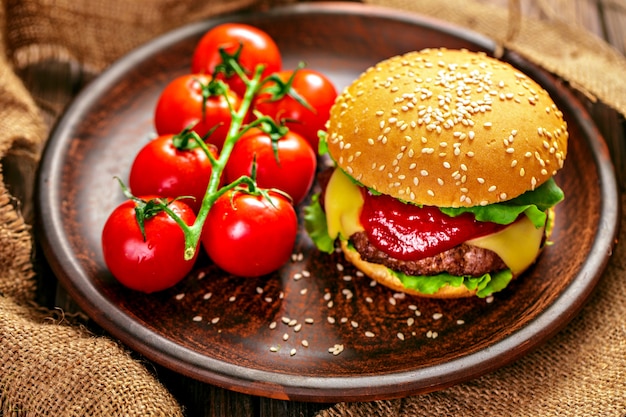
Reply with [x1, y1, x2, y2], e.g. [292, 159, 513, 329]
[154, 73, 240, 150]
[102, 196, 198, 293]
[128, 133, 218, 213]
[191, 23, 282, 97]
[254, 68, 337, 150]
[225, 128, 316, 205]
[202, 189, 297, 277]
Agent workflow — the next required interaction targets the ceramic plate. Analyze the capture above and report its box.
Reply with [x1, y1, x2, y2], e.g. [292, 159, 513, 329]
[36, 2, 619, 402]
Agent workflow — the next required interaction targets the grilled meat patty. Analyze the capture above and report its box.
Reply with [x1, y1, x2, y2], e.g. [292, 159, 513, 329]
[350, 231, 507, 277]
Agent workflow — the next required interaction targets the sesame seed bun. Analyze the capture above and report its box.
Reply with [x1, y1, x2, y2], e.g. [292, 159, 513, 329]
[326, 48, 568, 208]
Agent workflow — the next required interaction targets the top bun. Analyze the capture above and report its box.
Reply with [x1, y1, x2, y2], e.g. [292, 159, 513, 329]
[326, 48, 568, 208]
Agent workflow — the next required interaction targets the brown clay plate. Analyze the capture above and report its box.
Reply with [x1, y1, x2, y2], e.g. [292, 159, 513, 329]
[36, 2, 619, 402]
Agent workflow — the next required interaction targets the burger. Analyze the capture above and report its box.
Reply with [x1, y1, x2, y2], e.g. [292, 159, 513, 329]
[305, 48, 568, 298]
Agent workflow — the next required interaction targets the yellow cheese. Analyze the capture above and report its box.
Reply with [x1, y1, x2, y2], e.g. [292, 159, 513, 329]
[467, 216, 545, 275]
[324, 168, 544, 275]
[324, 168, 364, 239]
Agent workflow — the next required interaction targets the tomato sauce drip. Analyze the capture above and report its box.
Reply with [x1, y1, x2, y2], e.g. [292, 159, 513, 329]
[359, 190, 507, 261]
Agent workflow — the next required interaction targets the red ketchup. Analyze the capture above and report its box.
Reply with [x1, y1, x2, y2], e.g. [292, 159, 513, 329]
[359, 190, 507, 261]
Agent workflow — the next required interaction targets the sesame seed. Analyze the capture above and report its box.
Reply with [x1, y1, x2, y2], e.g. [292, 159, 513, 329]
[329, 344, 344, 355]
[290, 348, 297, 356]
[397, 332, 405, 341]
[432, 313, 443, 320]
[175, 293, 185, 301]
[270, 346, 279, 352]
[283, 333, 289, 341]
[365, 331, 376, 338]
[211, 317, 220, 324]
[203, 292, 212, 300]
[192, 315, 202, 322]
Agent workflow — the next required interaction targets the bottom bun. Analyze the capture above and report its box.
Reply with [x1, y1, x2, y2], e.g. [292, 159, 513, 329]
[340, 240, 481, 298]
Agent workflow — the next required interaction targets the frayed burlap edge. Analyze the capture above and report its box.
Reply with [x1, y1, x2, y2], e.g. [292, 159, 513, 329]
[0, 299, 185, 417]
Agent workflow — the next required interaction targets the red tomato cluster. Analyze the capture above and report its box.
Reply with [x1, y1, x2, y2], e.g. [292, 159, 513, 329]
[101, 23, 338, 293]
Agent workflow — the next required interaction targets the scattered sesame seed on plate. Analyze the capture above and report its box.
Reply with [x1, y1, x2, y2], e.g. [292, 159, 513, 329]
[175, 293, 185, 301]
[301, 340, 309, 348]
[328, 344, 344, 356]
[433, 313, 443, 320]
[290, 348, 297, 356]
[397, 332, 405, 341]
[269, 321, 277, 330]
[192, 316, 202, 322]
[211, 317, 220, 324]
[365, 331, 376, 338]
[203, 292, 212, 300]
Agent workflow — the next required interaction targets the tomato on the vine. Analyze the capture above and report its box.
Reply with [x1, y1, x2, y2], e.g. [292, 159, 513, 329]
[154, 73, 240, 150]
[225, 127, 316, 205]
[128, 132, 218, 213]
[254, 68, 337, 150]
[202, 189, 297, 277]
[102, 196, 198, 293]
[191, 23, 282, 98]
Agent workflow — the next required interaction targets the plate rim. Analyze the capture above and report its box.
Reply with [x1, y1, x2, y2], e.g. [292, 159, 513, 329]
[35, 2, 620, 402]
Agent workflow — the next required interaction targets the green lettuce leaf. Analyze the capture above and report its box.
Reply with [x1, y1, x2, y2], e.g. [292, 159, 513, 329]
[394, 268, 513, 298]
[303, 193, 335, 254]
[440, 177, 564, 227]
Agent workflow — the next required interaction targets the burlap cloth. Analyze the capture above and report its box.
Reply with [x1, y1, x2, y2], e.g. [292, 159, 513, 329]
[1, 0, 624, 415]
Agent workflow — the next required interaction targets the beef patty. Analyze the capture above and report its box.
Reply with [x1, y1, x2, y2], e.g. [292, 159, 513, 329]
[350, 231, 507, 277]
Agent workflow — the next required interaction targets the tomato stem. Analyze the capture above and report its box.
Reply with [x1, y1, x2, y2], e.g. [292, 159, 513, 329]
[180, 62, 267, 260]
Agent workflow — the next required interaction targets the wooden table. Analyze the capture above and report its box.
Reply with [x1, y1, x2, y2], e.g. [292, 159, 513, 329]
[23, 1, 625, 416]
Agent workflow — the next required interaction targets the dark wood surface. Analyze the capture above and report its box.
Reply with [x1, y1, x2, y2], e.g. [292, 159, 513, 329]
[23, 1, 626, 416]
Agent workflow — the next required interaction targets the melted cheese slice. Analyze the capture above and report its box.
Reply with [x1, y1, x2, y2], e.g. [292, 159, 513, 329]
[325, 168, 365, 239]
[324, 168, 544, 275]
